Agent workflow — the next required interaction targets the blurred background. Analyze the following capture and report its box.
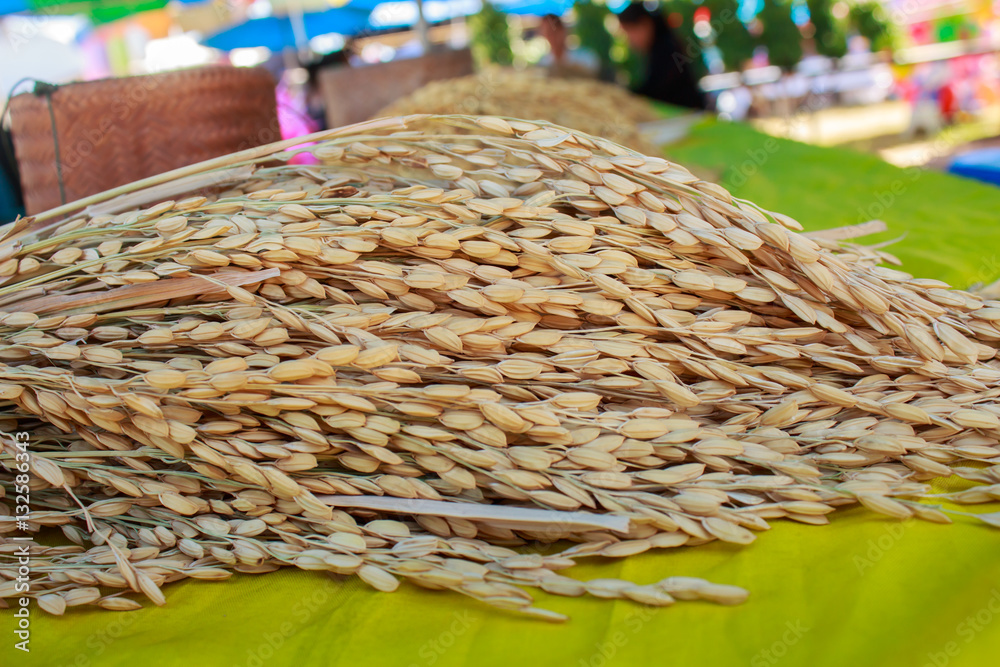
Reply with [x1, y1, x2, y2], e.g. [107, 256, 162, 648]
[3, 0, 1000, 225]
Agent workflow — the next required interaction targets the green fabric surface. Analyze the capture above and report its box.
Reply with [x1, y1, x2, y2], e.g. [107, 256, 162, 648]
[4, 118, 1000, 667]
[7, 499, 1000, 667]
[663, 118, 1000, 289]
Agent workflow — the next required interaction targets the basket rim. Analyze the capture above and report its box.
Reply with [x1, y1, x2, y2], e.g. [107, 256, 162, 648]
[8, 64, 276, 102]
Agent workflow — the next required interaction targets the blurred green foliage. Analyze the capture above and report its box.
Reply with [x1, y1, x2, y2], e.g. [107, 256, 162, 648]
[848, 2, 893, 51]
[808, 0, 848, 58]
[704, 0, 756, 71]
[469, 0, 893, 79]
[574, 0, 617, 75]
[660, 0, 708, 78]
[758, 0, 803, 70]
[469, 1, 514, 66]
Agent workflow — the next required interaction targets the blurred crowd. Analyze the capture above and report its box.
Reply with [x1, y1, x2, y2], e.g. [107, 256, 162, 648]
[532, 5, 707, 109]
[4, 0, 999, 221]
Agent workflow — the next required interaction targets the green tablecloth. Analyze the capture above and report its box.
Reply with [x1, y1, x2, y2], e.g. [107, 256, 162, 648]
[664, 119, 1000, 289]
[6, 118, 1000, 667]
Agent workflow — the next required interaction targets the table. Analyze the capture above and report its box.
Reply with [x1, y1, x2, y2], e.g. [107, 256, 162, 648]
[9, 116, 1000, 667]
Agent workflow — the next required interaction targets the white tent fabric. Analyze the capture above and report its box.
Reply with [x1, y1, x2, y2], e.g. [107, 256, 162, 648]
[0, 25, 83, 97]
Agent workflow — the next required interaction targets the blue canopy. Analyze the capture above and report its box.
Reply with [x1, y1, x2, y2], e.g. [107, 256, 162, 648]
[203, 8, 374, 51]
[0, 0, 28, 13]
[493, 0, 574, 16]
[367, 0, 482, 28]
[358, 0, 577, 22]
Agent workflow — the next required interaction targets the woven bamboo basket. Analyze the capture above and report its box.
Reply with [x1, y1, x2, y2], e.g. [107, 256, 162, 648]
[9, 66, 279, 215]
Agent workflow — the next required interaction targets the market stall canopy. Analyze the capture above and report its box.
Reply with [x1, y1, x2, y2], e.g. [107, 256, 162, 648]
[0, 0, 27, 13]
[0, 29, 83, 94]
[267, 0, 375, 10]
[0, 0, 204, 23]
[202, 7, 374, 51]
[493, 0, 574, 16]
[366, 0, 480, 29]
[355, 0, 586, 22]
[173, 1, 377, 43]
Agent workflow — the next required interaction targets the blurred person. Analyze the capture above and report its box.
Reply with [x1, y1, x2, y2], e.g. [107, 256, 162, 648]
[0, 126, 23, 223]
[538, 14, 599, 78]
[304, 50, 350, 131]
[617, 3, 706, 109]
